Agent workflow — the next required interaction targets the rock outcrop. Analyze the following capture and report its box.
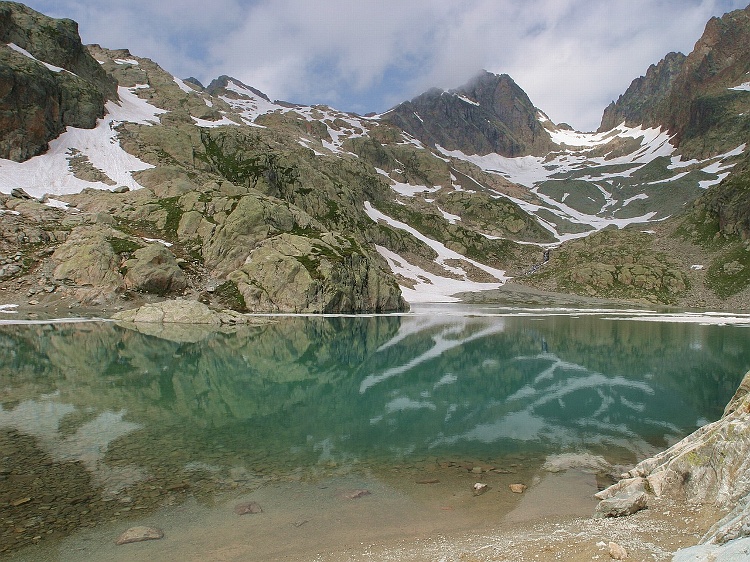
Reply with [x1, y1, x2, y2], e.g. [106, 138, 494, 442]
[227, 232, 405, 313]
[595, 370, 750, 560]
[0, 1, 117, 161]
[383, 70, 552, 157]
[112, 300, 249, 325]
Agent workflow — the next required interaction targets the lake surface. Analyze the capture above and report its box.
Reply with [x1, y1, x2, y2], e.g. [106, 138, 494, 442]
[1, 305, 749, 559]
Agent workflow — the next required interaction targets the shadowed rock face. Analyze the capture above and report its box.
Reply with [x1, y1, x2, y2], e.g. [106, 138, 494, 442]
[383, 70, 552, 157]
[599, 5, 750, 157]
[599, 52, 687, 132]
[0, 1, 117, 161]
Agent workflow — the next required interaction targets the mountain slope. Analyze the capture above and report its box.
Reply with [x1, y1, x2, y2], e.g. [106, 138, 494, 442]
[599, 5, 750, 158]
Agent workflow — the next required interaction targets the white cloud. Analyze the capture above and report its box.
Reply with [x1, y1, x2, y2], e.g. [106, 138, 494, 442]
[19, 0, 750, 131]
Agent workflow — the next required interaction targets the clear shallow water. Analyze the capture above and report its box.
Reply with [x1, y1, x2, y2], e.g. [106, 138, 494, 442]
[1, 305, 749, 556]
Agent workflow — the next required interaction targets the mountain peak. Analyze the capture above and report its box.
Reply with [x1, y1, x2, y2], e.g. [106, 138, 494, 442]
[206, 75, 271, 102]
[383, 70, 552, 157]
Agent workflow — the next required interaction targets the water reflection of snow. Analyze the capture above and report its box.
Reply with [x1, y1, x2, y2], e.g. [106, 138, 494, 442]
[361, 317, 506, 393]
[0, 397, 144, 497]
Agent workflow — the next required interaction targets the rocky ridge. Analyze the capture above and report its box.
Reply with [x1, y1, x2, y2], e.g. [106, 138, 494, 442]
[599, 5, 750, 158]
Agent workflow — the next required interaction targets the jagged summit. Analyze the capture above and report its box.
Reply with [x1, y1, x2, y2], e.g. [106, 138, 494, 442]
[599, 5, 750, 158]
[382, 70, 553, 157]
[599, 52, 687, 133]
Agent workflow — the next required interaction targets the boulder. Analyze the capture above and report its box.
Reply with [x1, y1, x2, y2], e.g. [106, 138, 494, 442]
[122, 243, 186, 296]
[594, 491, 648, 519]
[112, 300, 220, 325]
[51, 225, 123, 301]
[115, 526, 164, 545]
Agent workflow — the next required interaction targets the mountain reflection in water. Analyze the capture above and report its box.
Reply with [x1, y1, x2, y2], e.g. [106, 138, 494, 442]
[0, 311, 747, 478]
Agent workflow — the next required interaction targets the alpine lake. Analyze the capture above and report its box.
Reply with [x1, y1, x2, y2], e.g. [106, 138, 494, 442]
[1, 304, 749, 560]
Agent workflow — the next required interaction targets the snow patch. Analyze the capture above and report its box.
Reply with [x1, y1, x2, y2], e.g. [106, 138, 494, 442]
[455, 94, 480, 106]
[142, 237, 173, 247]
[8, 43, 66, 73]
[364, 202, 507, 303]
[173, 77, 194, 94]
[437, 207, 461, 224]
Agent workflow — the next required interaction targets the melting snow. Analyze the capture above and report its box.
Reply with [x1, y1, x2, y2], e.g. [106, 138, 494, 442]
[0, 86, 164, 198]
[173, 77, 194, 94]
[364, 201, 507, 303]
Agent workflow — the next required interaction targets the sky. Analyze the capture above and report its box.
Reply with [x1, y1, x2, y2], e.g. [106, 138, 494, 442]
[19, 0, 749, 131]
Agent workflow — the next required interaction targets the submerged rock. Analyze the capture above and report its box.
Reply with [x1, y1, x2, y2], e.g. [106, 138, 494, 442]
[115, 526, 164, 545]
[233, 501, 262, 515]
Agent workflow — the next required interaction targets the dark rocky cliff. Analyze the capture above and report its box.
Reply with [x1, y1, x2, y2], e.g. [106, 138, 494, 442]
[0, 1, 117, 161]
[599, 52, 687, 132]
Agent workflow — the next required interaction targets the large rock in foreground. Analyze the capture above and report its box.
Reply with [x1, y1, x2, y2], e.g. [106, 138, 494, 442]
[595, 370, 750, 561]
[111, 300, 257, 325]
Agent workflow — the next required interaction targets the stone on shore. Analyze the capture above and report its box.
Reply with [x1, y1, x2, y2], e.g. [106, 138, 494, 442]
[594, 491, 648, 518]
[609, 541, 628, 559]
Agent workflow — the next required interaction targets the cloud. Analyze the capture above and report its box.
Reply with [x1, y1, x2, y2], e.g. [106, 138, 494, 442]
[19, 0, 750, 131]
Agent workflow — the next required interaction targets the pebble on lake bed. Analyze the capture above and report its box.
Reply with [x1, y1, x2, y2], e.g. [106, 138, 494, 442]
[115, 526, 164, 545]
[233, 501, 263, 515]
[509, 483, 527, 494]
[341, 489, 371, 500]
[473, 483, 489, 496]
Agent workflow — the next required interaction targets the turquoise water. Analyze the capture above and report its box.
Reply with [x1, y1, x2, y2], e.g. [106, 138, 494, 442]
[1, 305, 749, 555]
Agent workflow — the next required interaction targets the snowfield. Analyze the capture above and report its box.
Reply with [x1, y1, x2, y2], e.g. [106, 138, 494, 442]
[0, 87, 164, 198]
